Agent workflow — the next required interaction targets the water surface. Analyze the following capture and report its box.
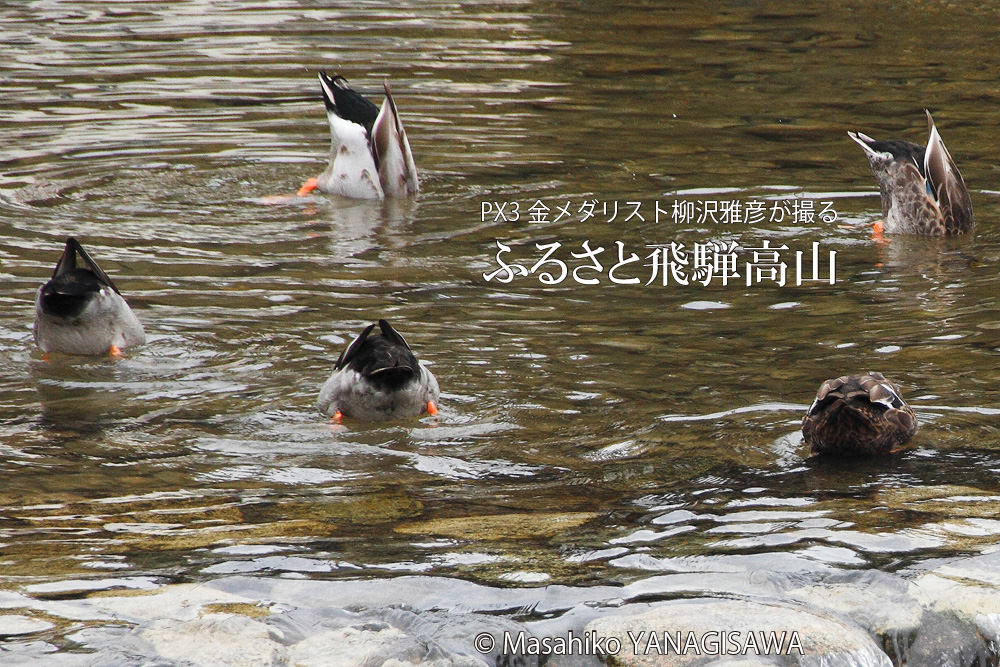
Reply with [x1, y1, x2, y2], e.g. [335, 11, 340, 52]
[2, 0, 1000, 630]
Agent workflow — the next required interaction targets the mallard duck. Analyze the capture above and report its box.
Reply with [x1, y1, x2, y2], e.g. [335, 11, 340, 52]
[33, 238, 146, 357]
[848, 110, 973, 236]
[801, 373, 917, 456]
[318, 319, 439, 422]
[297, 71, 419, 200]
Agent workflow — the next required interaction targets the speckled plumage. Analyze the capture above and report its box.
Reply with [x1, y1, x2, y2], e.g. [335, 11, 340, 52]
[33, 238, 145, 356]
[317, 319, 439, 422]
[802, 373, 917, 457]
[315, 72, 419, 200]
[848, 111, 973, 235]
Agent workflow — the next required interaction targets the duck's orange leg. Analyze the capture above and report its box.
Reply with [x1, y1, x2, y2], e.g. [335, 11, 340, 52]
[426, 400, 438, 416]
[260, 177, 319, 205]
[327, 410, 346, 433]
[872, 220, 888, 245]
[109, 345, 123, 358]
[296, 177, 319, 197]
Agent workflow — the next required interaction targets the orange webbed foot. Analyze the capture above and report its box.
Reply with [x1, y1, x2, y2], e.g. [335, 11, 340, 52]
[426, 400, 438, 416]
[259, 178, 319, 205]
[296, 177, 319, 197]
[109, 345, 123, 358]
[872, 220, 888, 245]
[327, 410, 346, 433]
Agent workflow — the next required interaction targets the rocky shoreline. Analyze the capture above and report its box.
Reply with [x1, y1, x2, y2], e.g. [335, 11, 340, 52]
[3, 549, 1000, 666]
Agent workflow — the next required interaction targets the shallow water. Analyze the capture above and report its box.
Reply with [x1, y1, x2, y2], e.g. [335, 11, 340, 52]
[2, 0, 1000, 633]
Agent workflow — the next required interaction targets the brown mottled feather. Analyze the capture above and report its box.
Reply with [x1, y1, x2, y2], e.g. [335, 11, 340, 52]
[847, 111, 973, 236]
[802, 373, 918, 457]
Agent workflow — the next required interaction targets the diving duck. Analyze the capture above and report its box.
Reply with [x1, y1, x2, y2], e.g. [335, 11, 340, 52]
[297, 71, 419, 200]
[848, 110, 973, 236]
[802, 373, 917, 456]
[318, 319, 439, 422]
[34, 238, 146, 356]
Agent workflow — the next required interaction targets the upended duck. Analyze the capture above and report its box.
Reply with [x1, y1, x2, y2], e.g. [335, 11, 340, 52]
[297, 72, 419, 200]
[802, 373, 917, 456]
[318, 319, 439, 422]
[848, 110, 973, 236]
[34, 238, 145, 356]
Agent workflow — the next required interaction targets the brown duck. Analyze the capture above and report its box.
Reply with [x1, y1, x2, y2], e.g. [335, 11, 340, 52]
[848, 111, 973, 236]
[802, 373, 917, 456]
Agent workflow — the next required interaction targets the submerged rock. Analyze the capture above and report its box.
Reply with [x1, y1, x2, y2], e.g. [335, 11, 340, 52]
[585, 598, 891, 667]
[0, 614, 56, 636]
[139, 613, 283, 666]
[15, 546, 1000, 666]
[394, 512, 599, 541]
[784, 569, 923, 649]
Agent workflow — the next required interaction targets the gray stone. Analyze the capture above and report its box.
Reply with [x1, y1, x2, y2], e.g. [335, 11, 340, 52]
[139, 613, 285, 666]
[900, 612, 991, 667]
[286, 624, 486, 667]
[910, 573, 1000, 623]
[585, 598, 892, 667]
[376, 607, 536, 667]
[784, 570, 923, 639]
[973, 612, 1000, 647]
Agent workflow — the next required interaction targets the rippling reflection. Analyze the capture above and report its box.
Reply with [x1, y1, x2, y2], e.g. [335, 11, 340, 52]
[1, 0, 1000, 609]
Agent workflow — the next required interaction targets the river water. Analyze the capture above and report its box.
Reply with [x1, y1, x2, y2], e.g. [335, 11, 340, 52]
[2, 0, 1000, 657]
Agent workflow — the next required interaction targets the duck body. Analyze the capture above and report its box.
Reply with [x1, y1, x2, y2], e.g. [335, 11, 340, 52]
[848, 110, 973, 235]
[34, 238, 145, 356]
[318, 319, 439, 422]
[802, 373, 917, 457]
[315, 72, 419, 200]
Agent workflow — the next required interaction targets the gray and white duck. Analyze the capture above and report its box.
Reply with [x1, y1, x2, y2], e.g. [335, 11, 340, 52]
[297, 71, 419, 200]
[318, 319, 439, 422]
[34, 238, 145, 357]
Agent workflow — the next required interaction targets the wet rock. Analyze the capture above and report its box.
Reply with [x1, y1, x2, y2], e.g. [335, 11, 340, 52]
[207, 575, 622, 617]
[286, 623, 488, 667]
[923, 550, 1000, 589]
[911, 571, 1000, 637]
[975, 613, 1000, 647]
[86, 582, 264, 623]
[264, 605, 376, 645]
[286, 625, 405, 666]
[585, 597, 892, 667]
[900, 612, 991, 667]
[784, 570, 923, 639]
[139, 613, 284, 666]
[263, 603, 534, 667]
[376, 607, 537, 667]
[527, 603, 646, 667]
[0, 614, 56, 636]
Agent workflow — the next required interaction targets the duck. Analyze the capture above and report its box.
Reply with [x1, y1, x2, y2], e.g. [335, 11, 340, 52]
[318, 319, 439, 422]
[33, 238, 146, 357]
[297, 71, 419, 200]
[801, 373, 917, 456]
[848, 110, 973, 236]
